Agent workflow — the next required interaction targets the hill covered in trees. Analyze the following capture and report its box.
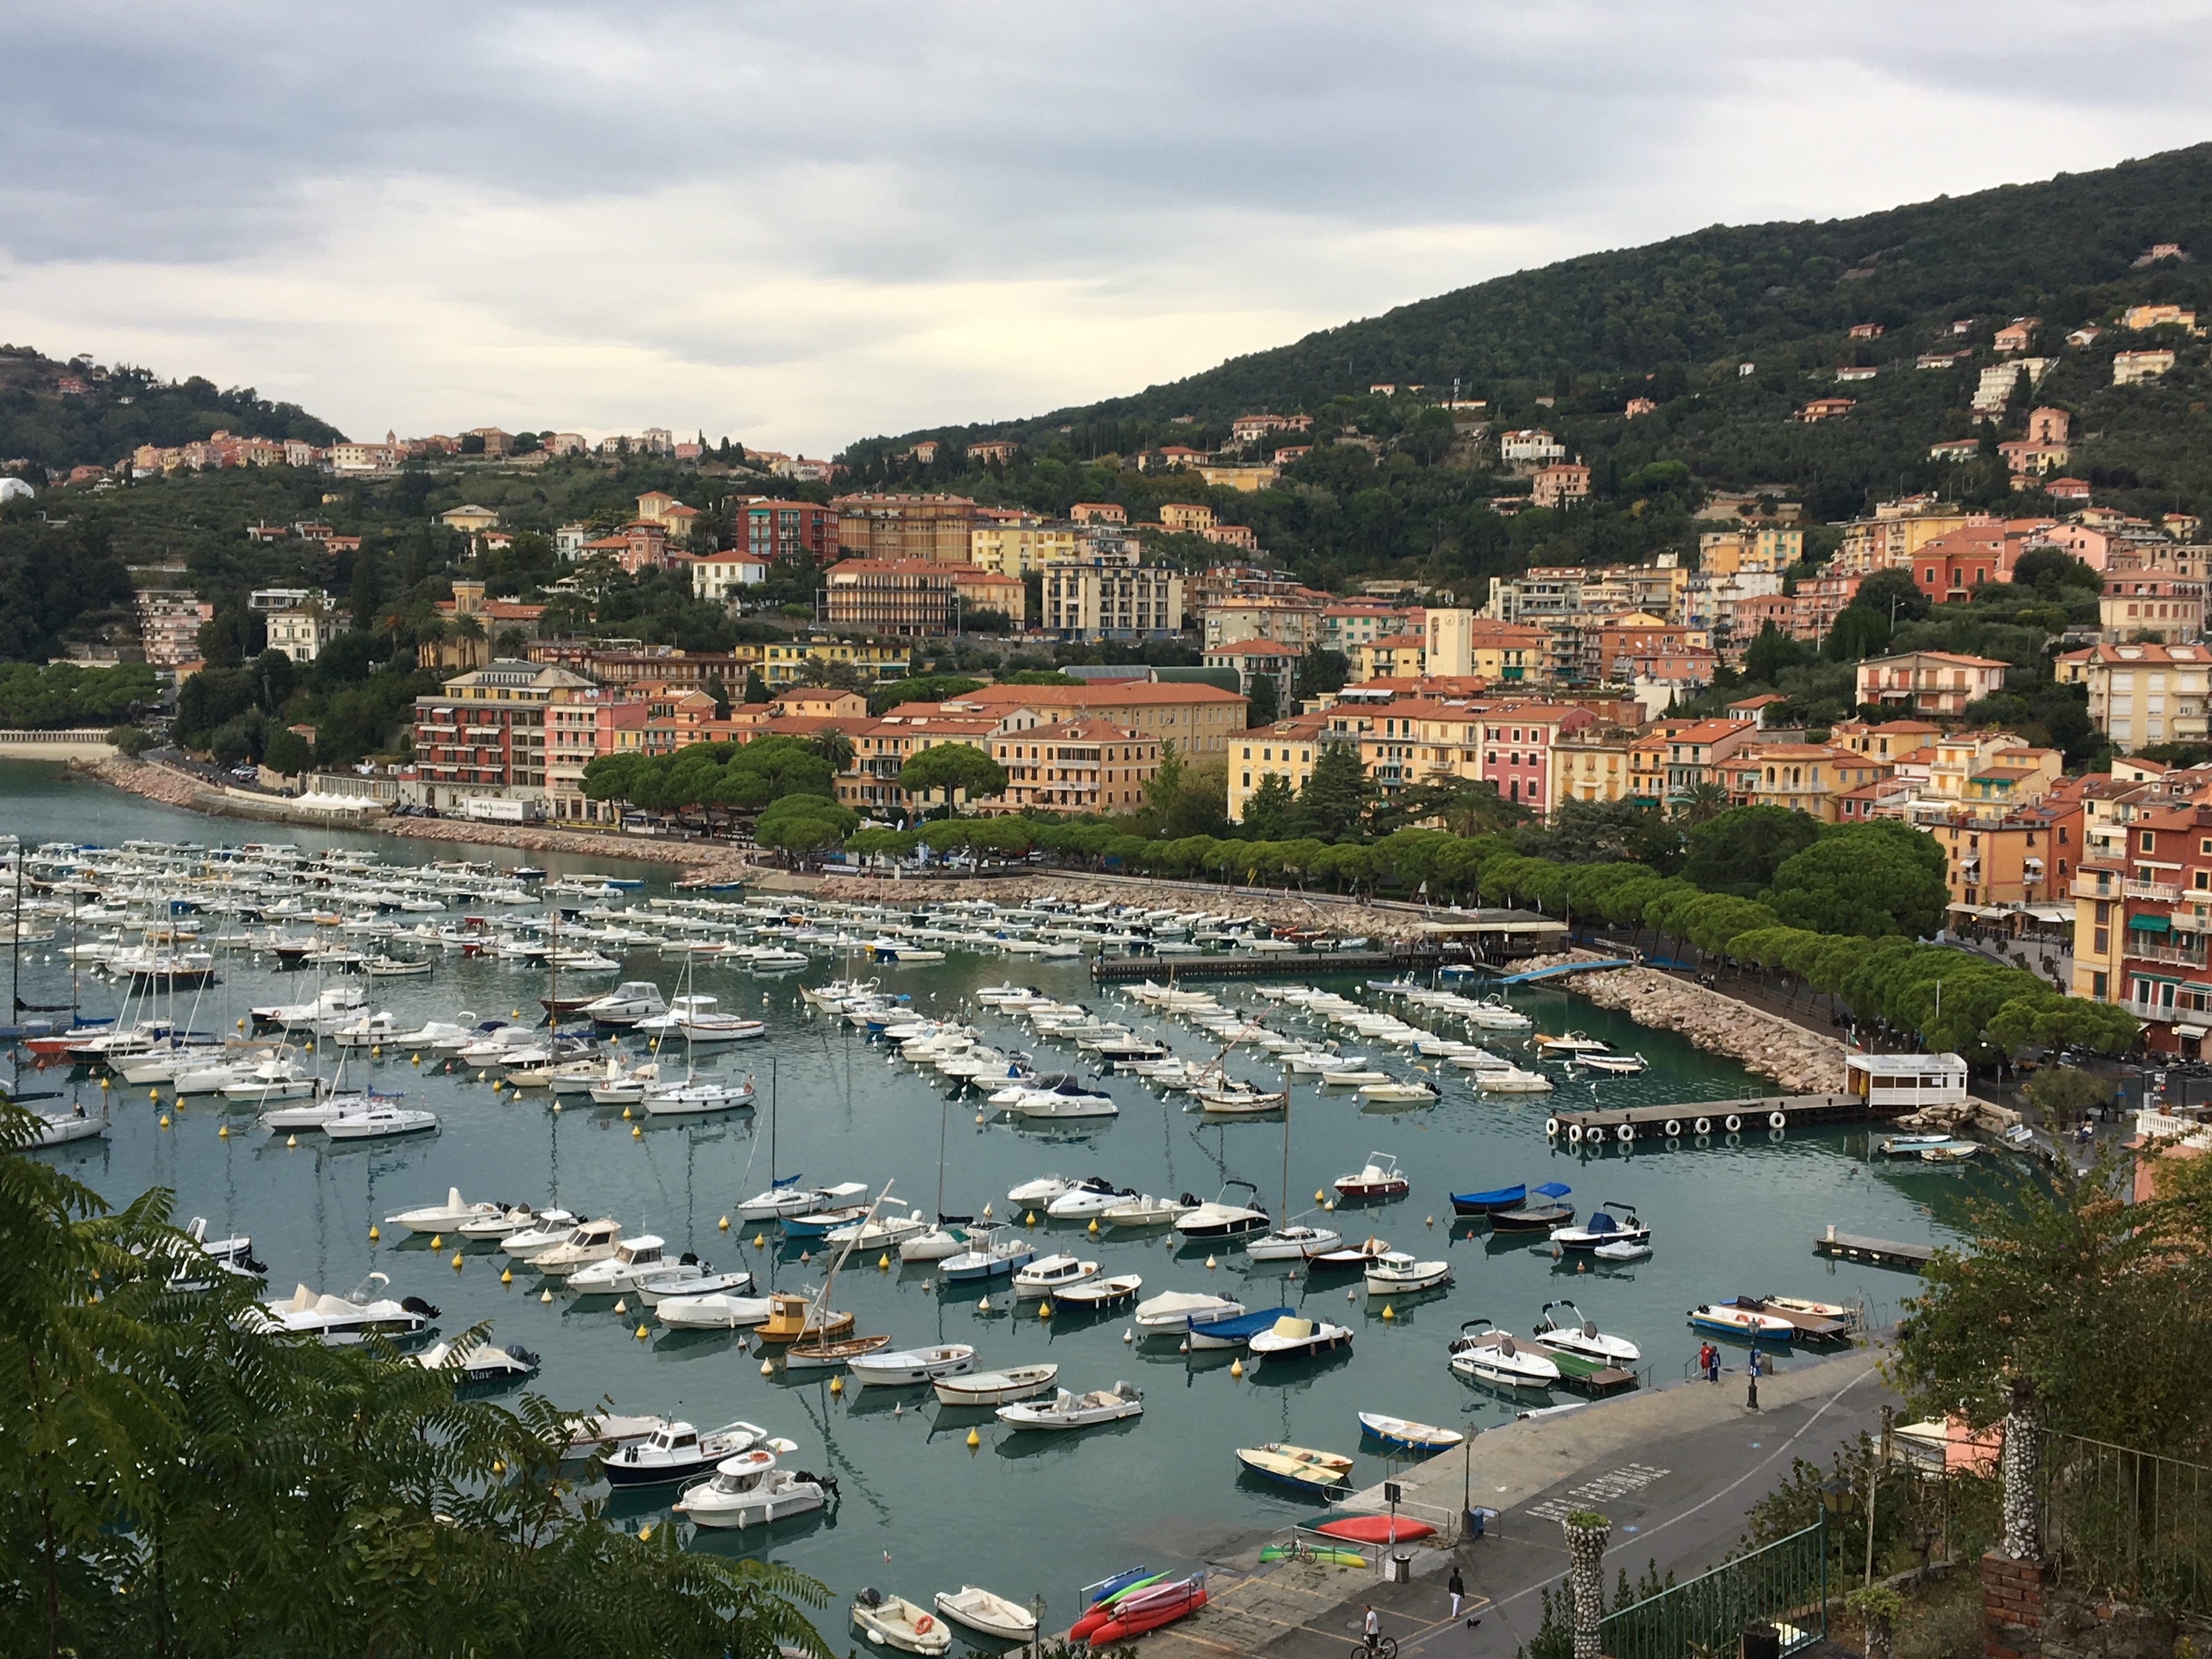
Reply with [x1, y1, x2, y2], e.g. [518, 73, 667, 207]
[0, 344, 343, 474]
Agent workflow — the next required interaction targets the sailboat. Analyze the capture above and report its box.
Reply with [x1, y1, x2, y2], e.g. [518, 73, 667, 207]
[1248, 1069, 1342, 1262]
[781, 1179, 896, 1371]
[900, 1089, 972, 1262]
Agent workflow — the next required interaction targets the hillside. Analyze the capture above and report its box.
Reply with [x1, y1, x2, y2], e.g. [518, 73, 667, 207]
[0, 345, 344, 474]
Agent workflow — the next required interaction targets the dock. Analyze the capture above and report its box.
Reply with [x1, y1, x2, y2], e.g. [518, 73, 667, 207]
[1090, 950, 1398, 982]
[1476, 957, 1635, 984]
[1812, 1232, 1936, 1273]
[1549, 1092, 1876, 1143]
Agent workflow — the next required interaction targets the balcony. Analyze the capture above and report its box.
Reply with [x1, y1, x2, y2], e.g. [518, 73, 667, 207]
[2126, 940, 2210, 968]
[2073, 873, 2180, 902]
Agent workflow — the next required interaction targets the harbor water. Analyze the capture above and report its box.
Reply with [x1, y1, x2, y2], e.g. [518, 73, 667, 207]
[3, 762, 2007, 1627]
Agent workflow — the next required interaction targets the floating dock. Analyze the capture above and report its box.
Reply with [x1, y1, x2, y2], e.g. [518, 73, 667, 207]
[1548, 1092, 1877, 1143]
[1091, 950, 1398, 982]
[1812, 1232, 1936, 1273]
[1474, 958, 1635, 984]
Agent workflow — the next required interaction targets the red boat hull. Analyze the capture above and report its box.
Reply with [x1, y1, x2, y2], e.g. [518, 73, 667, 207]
[1316, 1516, 1437, 1544]
[1089, 1588, 1206, 1643]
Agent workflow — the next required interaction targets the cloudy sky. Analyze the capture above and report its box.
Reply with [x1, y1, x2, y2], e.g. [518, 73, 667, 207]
[3, 3, 2206, 453]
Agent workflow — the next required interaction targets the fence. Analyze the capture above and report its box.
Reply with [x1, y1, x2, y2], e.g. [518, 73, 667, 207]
[1599, 1523, 1827, 1659]
[2041, 1430, 2212, 1612]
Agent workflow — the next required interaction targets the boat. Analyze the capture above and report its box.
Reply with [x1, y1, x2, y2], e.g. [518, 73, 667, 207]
[1551, 1204, 1651, 1253]
[642, 1077, 756, 1116]
[1356, 1412, 1465, 1453]
[1334, 1153, 1409, 1201]
[1248, 1314, 1353, 1360]
[1316, 1515, 1439, 1545]
[1310, 1235, 1393, 1271]
[739, 1178, 865, 1224]
[783, 1333, 894, 1371]
[602, 1418, 778, 1488]
[256, 1274, 436, 1344]
[1578, 1052, 1649, 1076]
[1075, 1575, 1207, 1644]
[655, 1291, 775, 1329]
[932, 1586, 1037, 1643]
[1712, 1295, 1853, 1342]
[1689, 1301, 1795, 1342]
[1464, 997, 1532, 1031]
[1194, 1084, 1287, 1114]
[457, 1203, 545, 1241]
[382, 1187, 503, 1238]
[1880, 1132, 1958, 1156]
[1075, 1566, 1162, 1617]
[1488, 1182, 1575, 1232]
[1235, 1443, 1353, 1494]
[1593, 1238, 1653, 1262]
[416, 1338, 541, 1389]
[1474, 1065, 1555, 1094]
[1535, 1031, 1611, 1056]
[1042, 1177, 1138, 1219]
[940, 1226, 1036, 1282]
[848, 1344, 977, 1388]
[998, 1076, 1118, 1120]
[636, 1266, 752, 1306]
[1012, 1253, 1097, 1297]
[850, 1590, 950, 1656]
[28, 1106, 106, 1147]
[674, 1450, 836, 1529]
[1922, 1143, 1981, 1163]
[1360, 1078, 1441, 1105]
[932, 1364, 1059, 1406]
[323, 1103, 440, 1141]
[532, 1218, 625, 1277]
[1172, 1180, 1270, 1241]
[1134, 1290, 1244, 1331]
[1244, 1222, 1342, 1262]
[995, 1380, 1143, 1430]
[568, 1236, 703, 1295]
[1098, 1192, 1196, 1227]
[1449, 1181, 1528, 1216]
[1533, 1300, 1642, 1366]
[1058, 1273, 1142, 1310]
[500, 1210, 588, 1261]
[1363, 1252, 1452, 1294]
[1448, 1318, 1562, 1390]
[1006, 1174, 1074, 1206]
[823, 1208, 932, 1249]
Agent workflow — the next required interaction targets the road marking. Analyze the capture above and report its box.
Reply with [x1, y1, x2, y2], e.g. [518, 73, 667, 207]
[1525, 1462, 1671, 1521]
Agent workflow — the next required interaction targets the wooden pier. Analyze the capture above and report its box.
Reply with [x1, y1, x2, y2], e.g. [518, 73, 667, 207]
[1812, 1232, 1936, 1273]
[1548, 1092, 1875, 1143]
[1090, 950, 1398, 982]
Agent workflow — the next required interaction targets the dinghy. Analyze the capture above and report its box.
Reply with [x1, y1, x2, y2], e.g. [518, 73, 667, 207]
[1488, 1182, 1575, 1232]
[933, 1586, 1036, 1642]
[1356, 1412, 1465, 1453]
[849, 1344, 977, 1388]
[850, 1589, 951, 1656]
[995, 1380, 1143, 1430]
[932, 1364, 1059, 1407]
[1235, 1443, 1353, 1494]
[1333, 1152, 1409, 1201]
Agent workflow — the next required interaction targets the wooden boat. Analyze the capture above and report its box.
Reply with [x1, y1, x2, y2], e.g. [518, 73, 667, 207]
[1056, 1273, 1142, 1309]
[849, 1344, 976, 1388]
[932, 1364, 1058, 1407]
[933, 1586, 1036, 1642]
[751, 1291, 856, 1346]
[850, 1589, 950, 1656]
[783, 1333, 894, 1371]
[1318, 1515, 1439, 1544]
[1356, 1412, 1465, 1452]
[1235, 1443, 1353, 1494]
[1450, 1181, 1528, 1216]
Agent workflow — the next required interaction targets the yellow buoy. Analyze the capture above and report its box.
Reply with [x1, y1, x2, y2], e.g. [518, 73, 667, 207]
[236, 1017, 246, 1030]
[149, 1088, 160, 1100]
[753, 1233, 765, 1248]
[100, 1077, 109, 1090]
[631, 1124, 641, 1139]
[492, 1460, 505, 1475]
[1024, 1211, 1035, 1226]
[966, 1427, 981, 1449]
[761, 1358, 774, 1376]
[829, 1375, 843, 1395]
[431, 1235, 442, 1250]
[512, 1009, 521, 1020]
[158, 1114, 169, 1129]
[1039, 1301, 1052, 1319]
[1230, 1358, 1244, 1378]
[718, 1216, 730, 1231]
[621, 1106, 632, 1119]
[1314, 1188, 1326, 1203]
[1087, 1218, 1098, 1234]
[1426, 1215, 1435, 1227]
[217, 1124, 229, 1139]
[491, 1080, 502, 1092]
[368, 1225, 380, 1242]
[451, 1253, 464, 1270]
[500, 1268, 512, 1284]
[541, 1288, 553, 1303]
[877, 1253, 890, 1271]
[412, 1053, 421, 1066]
[639, 1524, 653, 1542]
[373, 1045, 381, 1058]
[1382, 1304, 1396, 1320]
[636, 1323, 649, 1340]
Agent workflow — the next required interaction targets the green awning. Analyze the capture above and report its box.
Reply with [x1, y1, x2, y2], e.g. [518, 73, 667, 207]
[2130, 914, 2172, 933]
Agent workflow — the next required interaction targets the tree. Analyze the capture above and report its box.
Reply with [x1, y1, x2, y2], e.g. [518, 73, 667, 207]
[1851, 567, 1931, 626]
[1741, 621, 1808, 685]
[1145, 739, 1185, 814]
[1674, 780, 1732, 824]
[897, 742, 1008, 809]
[1375, 773, 1526, 839]
[1820, 605, 1892, 663]
[1245, 673, 1280, 725]
[1240, 772, 1298, 840]
[1295, 741, 1370, 837]
[263, 726, 314, 777]
[1681, 805, 1822, 897]
[1161, 759, 1230, 840]
[1765, 821, 1948, 938]
[810, 727, 856, 772]
[1527, 798, 1682, 870]
[753, 793, 859, 857]
[1293, 644, 1349, 700]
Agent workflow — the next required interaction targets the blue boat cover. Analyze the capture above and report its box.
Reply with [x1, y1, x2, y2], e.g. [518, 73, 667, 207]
[1188, 1303, 1295, 1339]
[1450, 1183, 1526, 1208]
[1533, 1181, 1571, 1199]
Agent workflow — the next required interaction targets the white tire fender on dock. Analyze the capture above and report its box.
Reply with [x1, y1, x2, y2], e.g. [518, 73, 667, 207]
[1616, 1123, 1634, 1143]
[1545, 1117, 1560, 1138]
[1724, 1114, 1741, 1132]
[1768, 1111, 1787, 1131]
[1664, 1119, 1681, 1138]
[1694, 1117, 1710, 1135]
[1567, 1123, 1583, 1143]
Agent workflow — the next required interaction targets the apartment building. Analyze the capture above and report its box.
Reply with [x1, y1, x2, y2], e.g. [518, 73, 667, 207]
[958, 679, 1246, 764]
[2100, 574, 2206, 643]
[1351, 635, 1427, 682]
[821, 559, 1024, 635]
[411, 661, 594, 809]
[2056, 641, 2212, 750]
[1623, 719, 1755, 807]
[1228, 711, 1330, 823]
[831, 493, 978, 561]
[987, 720, 1159, 815]
[1203, 596, 1324, 649]
[1723, 742, 1882, 818]
[842, 703, 1006, 814]
[2071, 796, 2212, 1051]
[1699, 527, 1803, 575]
[967, 512, 1080, 577]
[545, 687, 648, 824]
[1548, 729, 1636, 810]
[1042, 564, 1184, 641]
[136, 590, 214, 668]
[690, 551, 771, 603]
[741, 500, 838, 565]
[1201, 639, 1301, 709]
[265, 599, 338, 664]
[1854, 650, 2011, 717]
[1322, 604, 1415, 655]
[1473, 701, 1596, 808]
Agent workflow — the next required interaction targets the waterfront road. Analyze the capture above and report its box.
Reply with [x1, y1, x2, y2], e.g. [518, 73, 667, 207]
[1146, 1346, 1897, 1659]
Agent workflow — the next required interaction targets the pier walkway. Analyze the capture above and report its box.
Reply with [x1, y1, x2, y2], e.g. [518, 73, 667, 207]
[1469, 959, 1634, 984]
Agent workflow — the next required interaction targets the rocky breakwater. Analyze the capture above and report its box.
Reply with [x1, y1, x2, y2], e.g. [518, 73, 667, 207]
[1516, 949, 1848, 1092]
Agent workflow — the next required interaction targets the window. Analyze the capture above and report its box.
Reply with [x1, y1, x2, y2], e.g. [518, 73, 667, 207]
[2145, 832, 2157, 852]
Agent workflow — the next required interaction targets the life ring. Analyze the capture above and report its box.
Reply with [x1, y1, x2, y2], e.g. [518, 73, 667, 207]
[1768, 1111, 1787, 1131]
[1664, 1119, 1682, 1138]
[1545, 1117, 1560, 1138]
[915, 1617, 935, 1635]
[1724, 1114, 1742, 1133]
[1694, 1116, 1710, 1134]
[1567, 1123, 1583, 1143]
[1617, 1124, 1634, 1143]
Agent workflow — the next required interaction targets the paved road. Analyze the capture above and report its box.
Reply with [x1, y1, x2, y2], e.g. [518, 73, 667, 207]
[1137, 1347, 1898, 1659]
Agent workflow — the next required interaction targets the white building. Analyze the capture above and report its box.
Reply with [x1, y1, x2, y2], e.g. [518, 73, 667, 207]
[1497, 428, 1568, 467]
[1042, 565, 1185, 641]
[690, 551, 770, 604]
[266, 598, 338, 664]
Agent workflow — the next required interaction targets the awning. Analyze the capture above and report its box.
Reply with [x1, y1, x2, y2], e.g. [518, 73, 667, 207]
[2177, 1025, 2209, 1040]
[2130, 914, 2173, 933]
[2025, 905, 2074, 924]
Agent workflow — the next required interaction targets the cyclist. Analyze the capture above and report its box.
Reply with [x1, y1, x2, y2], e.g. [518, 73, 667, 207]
[1363, 1606, 1382, 1654]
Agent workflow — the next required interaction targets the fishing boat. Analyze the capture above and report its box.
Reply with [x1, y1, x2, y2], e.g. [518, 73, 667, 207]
[1449, 1181, 1528, 1216]
[1333, 1152, 1409, 1201]
[940, 1226, 1036, 1282]
[995, 1380, 1143, 1430]
[675, 1450, 837, 1529]
[1689, 1302, 1794, 1342]
[1533, 1299, 1642, 1366]
[932, 1586, 1037, 1643]
[1235, 1443, 1353, 1494]
[1356, 1412, 1465, 1452]
[1488, 1183, 1575, 1232]
[850, 1589, 951, 1656]
[1363, 1252, 1452, 1294]
[1194, 1083, 1287, 1114]
[603, 1419, 780, 1488]
[849, 1344, 977, 1388]
[1184, 1303, 1296, 1351]
[1011, 1253, 1097, 1297]
[1172, 1179, 1270, 1241]
[1447, 1317, 1562, 1391]
[1551, 1204, 1651, 1254]
[1247, 1313, 1353, 1360]
[932, 1364, 1058, 1407]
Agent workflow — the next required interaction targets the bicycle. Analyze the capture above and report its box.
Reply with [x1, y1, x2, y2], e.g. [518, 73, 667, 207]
[1352, 1638, 1399, 1659]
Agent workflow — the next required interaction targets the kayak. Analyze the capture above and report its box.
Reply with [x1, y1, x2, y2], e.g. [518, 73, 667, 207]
[1316, 1515, 1438, 1545]
[1069, 1575, 1168, 1642]
[1262, 1544, 1369, 1566]
[1088, 1580, 1207, 1644]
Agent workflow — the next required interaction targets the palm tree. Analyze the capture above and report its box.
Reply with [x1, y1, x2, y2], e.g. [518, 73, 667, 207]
[1677, 780, 1731, 824]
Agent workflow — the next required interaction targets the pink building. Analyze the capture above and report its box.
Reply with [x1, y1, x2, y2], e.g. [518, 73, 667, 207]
[1475, 701, 1596, 808]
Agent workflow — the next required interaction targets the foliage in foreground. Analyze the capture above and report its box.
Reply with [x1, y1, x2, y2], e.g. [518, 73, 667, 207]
[0, 1106, 830, 1659]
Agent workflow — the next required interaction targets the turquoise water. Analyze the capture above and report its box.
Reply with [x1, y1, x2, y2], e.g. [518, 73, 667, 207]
[1, 762, 2002, 1627]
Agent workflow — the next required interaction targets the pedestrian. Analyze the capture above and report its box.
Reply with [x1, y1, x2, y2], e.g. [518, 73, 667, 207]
[1449, 1568, 1465, 1619]
[1703, 1342, 1720, 1384]
[1747, 1347, 1761, 1411]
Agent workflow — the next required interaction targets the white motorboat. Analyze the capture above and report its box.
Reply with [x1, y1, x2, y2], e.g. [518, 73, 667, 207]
[250, 986, 366, 1027]
[416, 1337, 541, 1387]
[169, 1215, 265, 1288]
[603, 1418, 780, 1488]
[532, 1217, 624, 1276]
[500, 1210, 589, 1260]
[256, 1273, 435, 1344]
[1098, 1192, 1197, 1227]
[1577, 1052, 1649, 1076]
[1246, 1314, 1353, 1360]
[1134, 1290, 1244, 1330]
[455, 1026, 541, 1067]
[223, 1058, 323, 1103]
[1360, 1079, 1442, 1105]
[29, 1107, 106, 1146]
[383, 1187, 503, 1238]
[995, 1380, 1143, 1431]
[897, 1224, 968, 1263]
[940, 1227, 1036, 1282]
[1012, 1254, 1097, 1297]
[1533, 1300, 1642, 1365]
[1448, 1318, 1562, 1389]
[850, 1590, 951, 1656]
[1044, 1177, 1139, 1219]
[1320, 1069, 1389, 1087]
[1463, 997, 1533, 1032]
[932, 1364, 1059, 1406]
[456, 1203, 550, 1241]
[636, 1267, 751, 1306]
[1475, 1065, 1555, 1094]
[1246, 1224, 1344, 1262]
[1551, 1205, 1651, 1254]
[1535, 1031, 1611, 1056]
[998, 1076, 1118, 1120]
[655, 1292, 775, 1329]
[1334, 1153, 1410, 1201]
[1006, 1174, 1074, 1206]
[934, 1586, 1038, 1642]
[330, 1010, 402, 1049]
[675, 1450, 836, 1529]
[1172, 1181, 1270, 1241]
[823, 1208, 931, 1249]
[1362, 1252, 1452, 1293]
[388, 1020, 472, 1051]
[738, 1179, 865, 1225]
[323, 1103, 439, 1141]
[568, 1235, 691, 1294]
[848, 1344, 977, 1388]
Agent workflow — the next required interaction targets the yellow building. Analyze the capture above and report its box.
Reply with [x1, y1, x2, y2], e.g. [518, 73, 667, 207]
[1698, 526, 1803, 576]
[439, 503, 501, 534]
[1196, 465, 1280, 493]
[1228, 713, 1331, 823]
[967, 516, 1080, 576]
[1548, 731, 1634, 810]
[756, 635, 912, 686]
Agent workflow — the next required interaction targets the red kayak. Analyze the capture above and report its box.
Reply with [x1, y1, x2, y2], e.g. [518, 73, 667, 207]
[1069, 1575, 1168, 1642]
[1316, 1515, 1437, 1545]
[1090, 1584, 1207, 1643]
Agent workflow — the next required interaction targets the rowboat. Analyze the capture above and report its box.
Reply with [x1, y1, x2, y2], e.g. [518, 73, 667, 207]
[1056, 1273, 1143, 1309]
[1235, 1443, 1353, 1494]
[1356, 1412, 1465, 1452]
[932, 1586, 1037, 1642]
[931, 1364, 1058, 1407]
[1487, 1183, 1574, 1232]
[995, 1381, 1143, 1430]
[1448, 1182, 1527, 1216]
[849, 1344, 977, 1388]
[850, 1589, 950, 1656]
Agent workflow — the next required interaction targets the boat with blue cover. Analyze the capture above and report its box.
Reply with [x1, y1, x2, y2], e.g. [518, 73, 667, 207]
[1486, 1182, 1574, 1232]
[1450, 1182, 1527, 1215]
[1185, 1303, 1296, 1350]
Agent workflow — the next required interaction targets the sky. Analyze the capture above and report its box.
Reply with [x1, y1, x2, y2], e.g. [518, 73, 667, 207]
[3, 3, 2208, 456]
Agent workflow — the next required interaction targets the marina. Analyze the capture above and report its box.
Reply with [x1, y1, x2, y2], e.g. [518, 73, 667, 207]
[0, 758, 2007, 1615]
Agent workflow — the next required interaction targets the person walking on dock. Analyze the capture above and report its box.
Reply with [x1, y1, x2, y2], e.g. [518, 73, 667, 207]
[1700, 1341, 1718, 1383]
[1449, 1567, 1465, 1618]
[1746, 1348, 1762, 1410]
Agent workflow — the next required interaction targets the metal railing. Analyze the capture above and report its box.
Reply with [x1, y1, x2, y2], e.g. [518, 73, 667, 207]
[1599, 1523, 1827, 1659]
[2041, 1431, 2212, 1611]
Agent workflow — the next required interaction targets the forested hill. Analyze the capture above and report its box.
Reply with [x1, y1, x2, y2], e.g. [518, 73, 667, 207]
[949, 143, 2212, 435]
[0, 345, 344, 474]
